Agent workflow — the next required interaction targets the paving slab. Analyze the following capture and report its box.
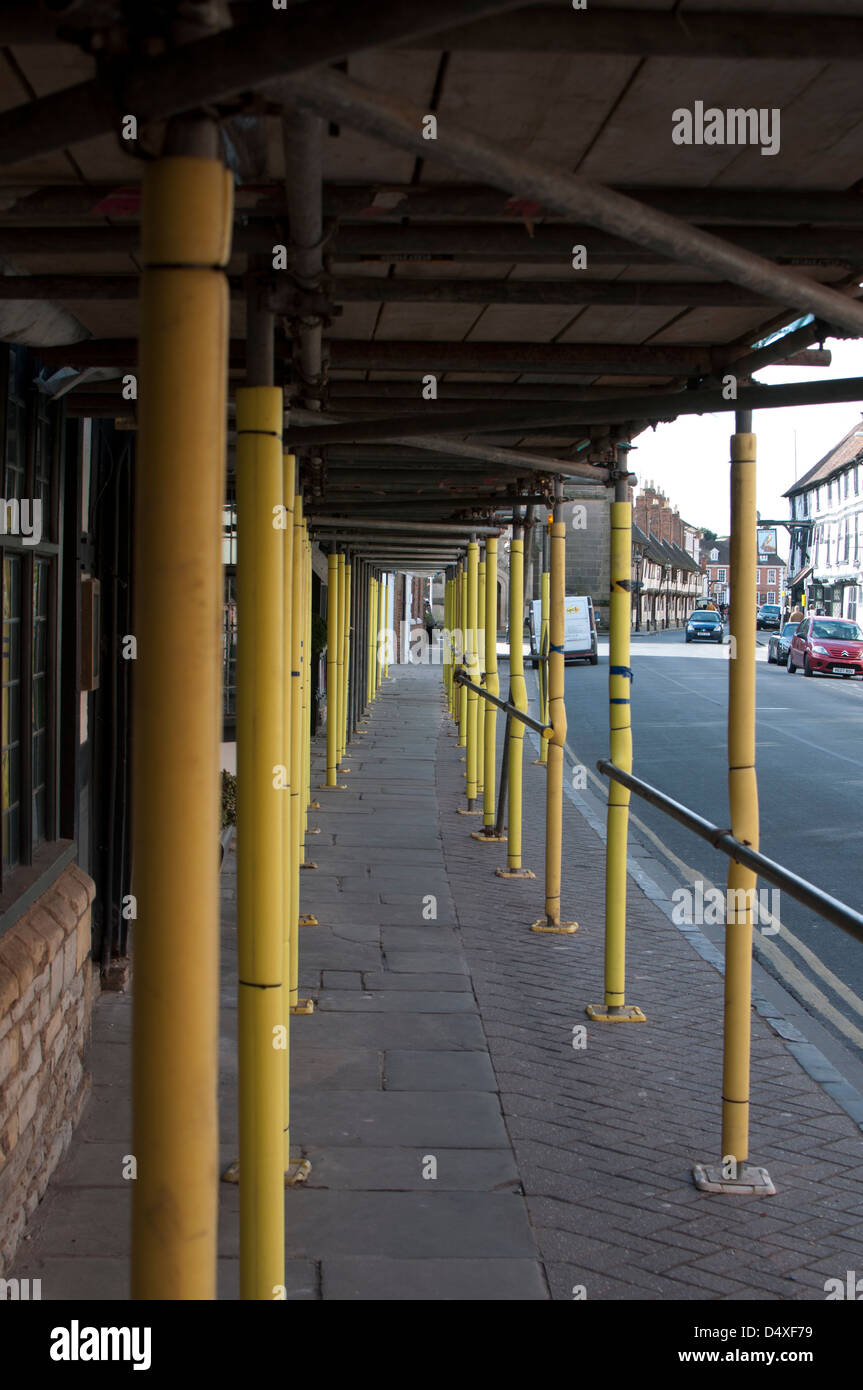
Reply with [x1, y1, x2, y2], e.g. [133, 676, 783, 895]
[302, 1145, 520, 1192]
[291, 1047, 382, 1091]
[292, 1090, 509, 1148]
[282, 1191, 537, 1258]
[382, 950, 470, 976]
[287, 1010, 488, 1051]
[384, 1050, 497, 1092]
[317, 990, 475, 1014]
[321, 1256, 547, 1300]
[362, 971, 470, 992]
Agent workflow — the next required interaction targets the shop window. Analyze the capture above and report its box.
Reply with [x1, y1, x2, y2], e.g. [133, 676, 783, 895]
[0, 348, 60, 881]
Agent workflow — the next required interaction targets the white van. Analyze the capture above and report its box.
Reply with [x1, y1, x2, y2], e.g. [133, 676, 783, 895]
[529, 595, 598, 667]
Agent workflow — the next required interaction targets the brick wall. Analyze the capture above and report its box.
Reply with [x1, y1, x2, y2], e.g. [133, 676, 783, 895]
[0, 865, 96, 1274]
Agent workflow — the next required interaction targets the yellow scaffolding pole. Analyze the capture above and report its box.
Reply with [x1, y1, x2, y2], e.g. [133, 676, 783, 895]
[497, 520, 534, 879]
[473, 537, 505, 842]
[132, 133, 232, 1302]
[477, 559, 486, 794]
[235, 384, 286, 1298]
[342, 561, 352, 758]
[535, 523, 550, 766]
[290, 490, 317, 995]
[589, 461, 642, 1017]
[336, 553, 346, 766]
[724, 427, 759, 1162]
[461, 541, 481, 813]
[367, 574, 375, 705]
[692, 420, 773, 1195]
[450, 571, 458, 718]
[279, 460, 295, 1150]
[375, 574, 383, 693]
[296, 499, 319, 931]
[323, 552, 346, 791]
[588, 461, 645, 1021]
[302, 515, 313, 830]
[458, 562, 468, 747]
[380, 572, 386, 681]
[326, 553, 339, 783]
[442, 576, 452, 709]
[532, 490, 578, 932]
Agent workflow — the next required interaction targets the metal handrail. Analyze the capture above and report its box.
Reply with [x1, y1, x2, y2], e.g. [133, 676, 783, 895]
[597, 759, 863, 945]
[453, 666, 551, 738]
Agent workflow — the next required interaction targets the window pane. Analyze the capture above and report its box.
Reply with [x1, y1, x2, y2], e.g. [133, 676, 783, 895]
[2, 554, 22, 870]
[32, 786, 45, 846]
[32, 558, 51, 848]
[33, 403, 54, 541]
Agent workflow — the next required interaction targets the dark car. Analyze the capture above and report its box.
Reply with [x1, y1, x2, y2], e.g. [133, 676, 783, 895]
[684, 610, 724, 644]
[787, 617, 863, 678]
[756, 603, 782, 631]
[766, 622, 799, 665]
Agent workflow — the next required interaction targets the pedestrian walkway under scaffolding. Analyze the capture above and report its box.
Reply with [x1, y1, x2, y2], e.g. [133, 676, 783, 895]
[13, 664, 863, 1300]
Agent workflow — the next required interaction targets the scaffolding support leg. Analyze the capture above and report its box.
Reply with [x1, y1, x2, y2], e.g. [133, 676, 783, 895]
[473, 537, 506, 842]
[461, 540, 481, 814]
[532, 488, 577, 932]
[497, 524, 534, 879]
[236, 385, 286, 1297]
[131, 125, 232, 1302]
[588, 460, 645, 1021]
[694, 420, 774, 1196]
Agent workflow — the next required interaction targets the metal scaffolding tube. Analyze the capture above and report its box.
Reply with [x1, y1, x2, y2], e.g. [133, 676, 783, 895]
[285, 67, 863, 338]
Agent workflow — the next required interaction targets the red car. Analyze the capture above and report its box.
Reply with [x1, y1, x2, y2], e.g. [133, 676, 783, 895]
[787, 617, 863, 678]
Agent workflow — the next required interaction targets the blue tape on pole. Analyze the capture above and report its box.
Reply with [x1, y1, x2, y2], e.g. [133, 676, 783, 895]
[610, 665, 633, 679]
[549, 642, 565, 653]
[610, 697, 631, 704]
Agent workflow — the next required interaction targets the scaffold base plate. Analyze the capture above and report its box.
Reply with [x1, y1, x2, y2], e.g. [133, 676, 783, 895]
[221, 1157, 312, 1187]
[307, 825, 321, 834]
[301, 861, 318, 870]
[692, 1162, 776, 1196]
[286, 1158, 312, 1187]
[470, 830, 507, 842]
[308, 801, 321, 810]
[299, 914, 318, 926]
[318, 784, 347, 791]
[291, 998, 315, 1015]
[585, 1003, 646, 1022]
[496, 867, 536, 879]
[456, 807, 482, 815]
[530, 920, 578, 934]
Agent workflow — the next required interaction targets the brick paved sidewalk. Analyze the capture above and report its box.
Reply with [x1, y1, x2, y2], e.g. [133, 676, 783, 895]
[437, 669, 863, 1301]
[10, 661, 863, 1300]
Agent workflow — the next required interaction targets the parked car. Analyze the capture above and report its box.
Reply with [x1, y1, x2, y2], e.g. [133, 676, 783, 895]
[787, 617, 863, 678]
[684, 609, 724, 644]
[756, 603, 782, 631]
[766, 622, 800, 665]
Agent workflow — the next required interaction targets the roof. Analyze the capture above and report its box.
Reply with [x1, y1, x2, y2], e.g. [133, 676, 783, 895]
[703, 539, 732, 567]
[667, 541, 702, 575]
[784, 419, 863, 497]
[2, 3, 863, 530]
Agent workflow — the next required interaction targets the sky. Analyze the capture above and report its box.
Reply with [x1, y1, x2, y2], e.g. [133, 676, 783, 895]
[630, 336, 863, 564]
